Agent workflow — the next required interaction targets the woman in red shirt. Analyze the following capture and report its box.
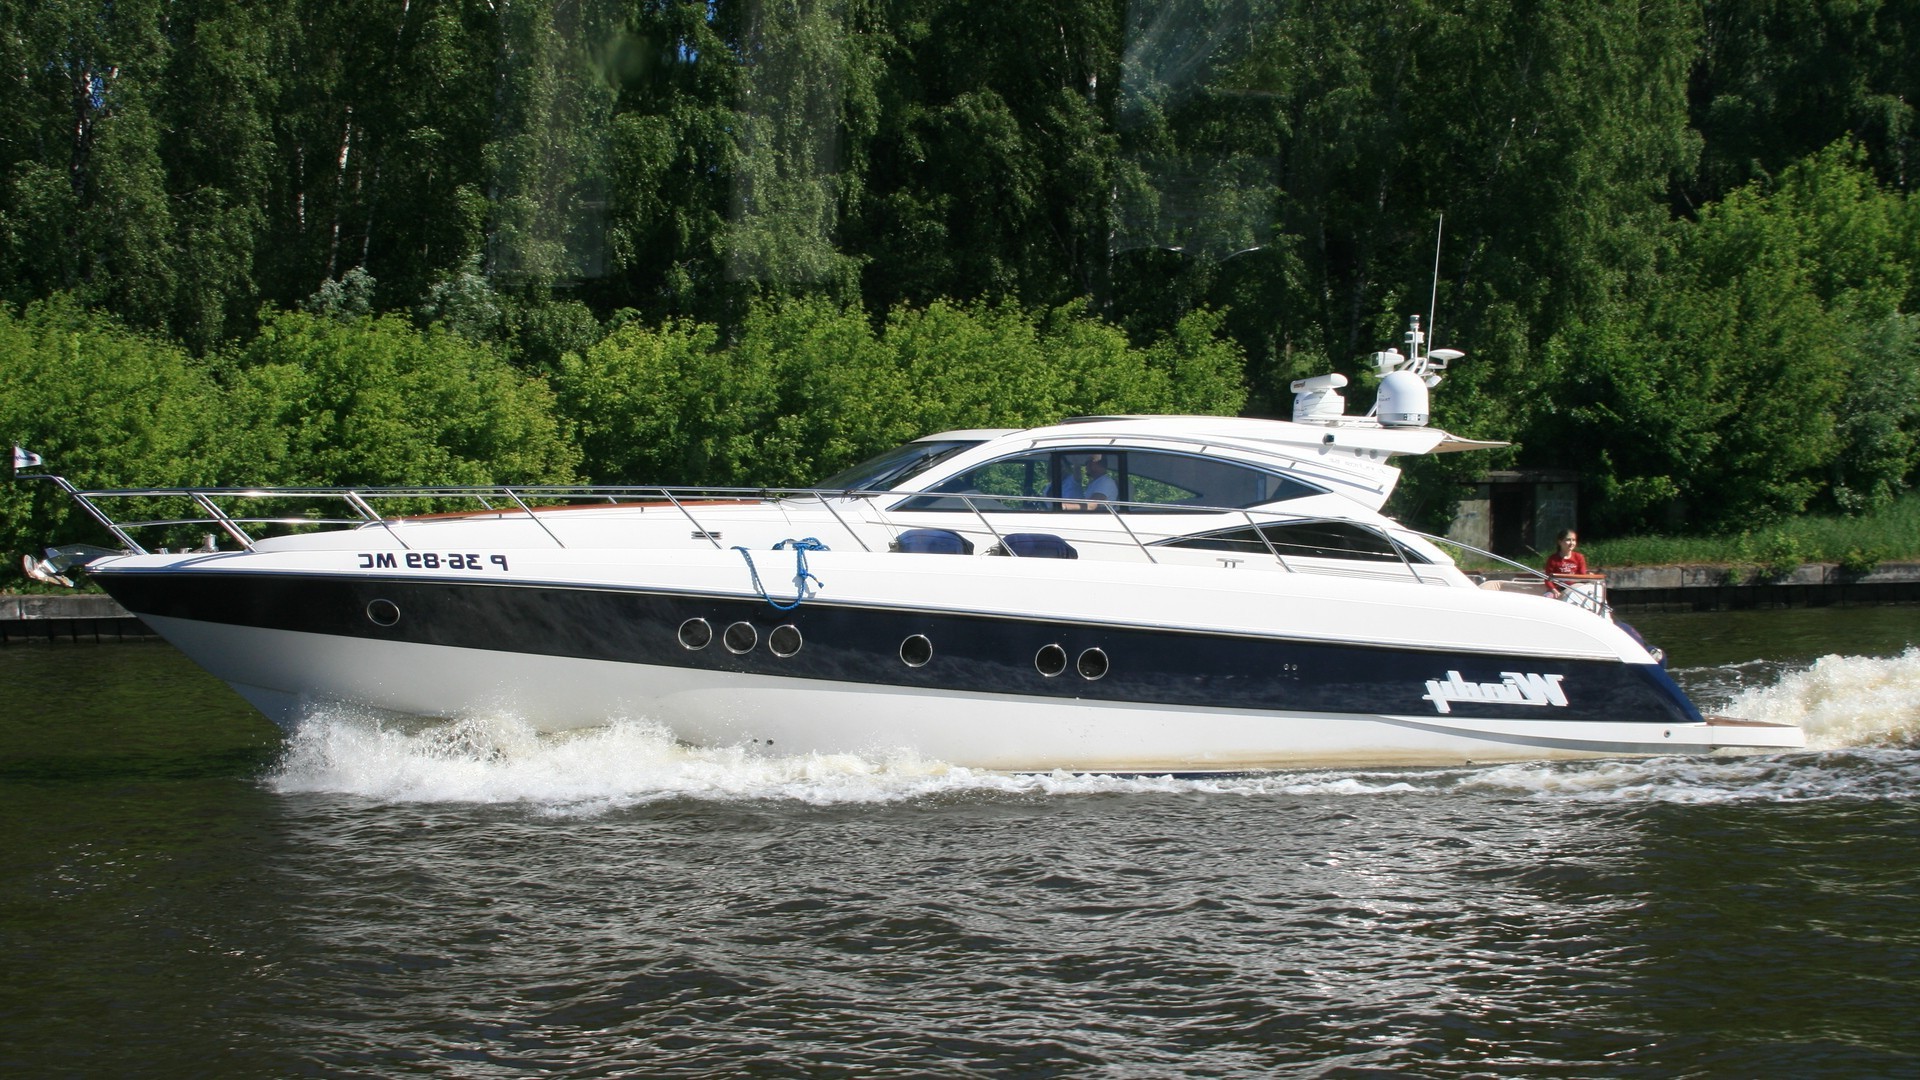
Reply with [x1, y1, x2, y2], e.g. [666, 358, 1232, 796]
[1544, 529, 1587, 578]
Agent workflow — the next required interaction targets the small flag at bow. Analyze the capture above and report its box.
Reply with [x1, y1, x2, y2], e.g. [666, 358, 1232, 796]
[12, 446, 43, 472]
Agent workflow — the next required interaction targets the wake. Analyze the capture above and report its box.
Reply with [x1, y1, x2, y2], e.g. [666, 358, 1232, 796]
[263, 649, 1920, 809]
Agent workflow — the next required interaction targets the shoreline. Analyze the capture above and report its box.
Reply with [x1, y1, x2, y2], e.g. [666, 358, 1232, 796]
[1601, 560, 1920, 612]
[1, 593, 155, 643]
[6, 561, 1919, 643]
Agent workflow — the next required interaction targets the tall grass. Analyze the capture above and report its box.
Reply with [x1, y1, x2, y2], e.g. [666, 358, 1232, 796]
[1583, 493, 1920, 572]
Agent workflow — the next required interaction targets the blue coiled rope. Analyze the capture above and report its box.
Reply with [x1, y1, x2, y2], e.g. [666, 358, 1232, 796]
[734, 538, 828, 610]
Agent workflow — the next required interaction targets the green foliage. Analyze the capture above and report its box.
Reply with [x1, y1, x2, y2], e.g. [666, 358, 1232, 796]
[415, 257, 506, 344]
[883, 299, 1058, 433]
[1828, 313, 1920, 514]
[301, 268, 376, 320]
[1742, 530, 1805, 580]
[506, 298, 605, 374]
[554, 297, 1245, 486]
[553, 317, 754, 484]
[223, 310, 580, 487]
[1540, 143, 1918, 534]
[734, 298, 916, 484]
[0, 296, 228, 559]
[1837, 546, 1885, 578]
[1690, 0, 1920, 204]
[1580, 492, 1920, 568]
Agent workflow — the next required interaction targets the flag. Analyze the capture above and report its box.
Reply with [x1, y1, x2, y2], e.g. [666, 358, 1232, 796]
[12, 446, 43, 471]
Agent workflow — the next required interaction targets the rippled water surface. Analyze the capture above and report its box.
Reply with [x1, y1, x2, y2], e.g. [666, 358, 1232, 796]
[2, 608, 1917, 1077]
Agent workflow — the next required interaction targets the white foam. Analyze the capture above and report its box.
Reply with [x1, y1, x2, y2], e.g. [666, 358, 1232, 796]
[1723, 646, 1920, 750]
[266, 711, 983, 810]
[263, 650, 1920, 809]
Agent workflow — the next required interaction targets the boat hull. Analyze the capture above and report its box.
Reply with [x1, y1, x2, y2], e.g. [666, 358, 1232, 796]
[100, 566, 1802, 770]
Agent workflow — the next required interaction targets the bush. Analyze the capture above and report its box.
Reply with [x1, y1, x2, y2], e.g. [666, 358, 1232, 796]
[1747, 530, 1804, 580]
[224, 310, 580, 487]
[0, 296, 231, 562]
[554, 297, 1248, 487]
[1838, 546, 1885, 577]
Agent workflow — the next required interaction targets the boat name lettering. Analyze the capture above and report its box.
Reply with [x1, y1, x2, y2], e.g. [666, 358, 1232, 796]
[357, 552, 509, 572]
[1422, 670, 1568, 715]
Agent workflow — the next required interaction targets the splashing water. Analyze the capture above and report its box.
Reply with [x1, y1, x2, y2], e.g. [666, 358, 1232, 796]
[266, 650, 1920, 810]
[267, 713, 981, 810]
[1722, 646, 1920, 750]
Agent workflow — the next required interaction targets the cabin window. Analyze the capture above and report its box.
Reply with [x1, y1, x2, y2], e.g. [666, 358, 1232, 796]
[813, 440, 982, 492]
[892, 449, 1325, 512]
[1161, 521, 1429, 563]
[1120, 451, 1324, 510]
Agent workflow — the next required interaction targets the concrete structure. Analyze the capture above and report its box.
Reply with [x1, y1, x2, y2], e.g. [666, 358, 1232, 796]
[1449, 468, 1580, 559]
[1, 593, 153, 643]
[1602, 561, 1920, 612]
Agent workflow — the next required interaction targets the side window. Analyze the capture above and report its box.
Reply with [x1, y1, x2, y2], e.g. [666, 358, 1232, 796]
[1162, 521, 1427, 562]
[1035, 450, 1318, 511]
[967, 459, 1048, 500]
[893, 447, 1327, 512]
[1122, 451, 1325, 511]
[893, 452, 1057, 511]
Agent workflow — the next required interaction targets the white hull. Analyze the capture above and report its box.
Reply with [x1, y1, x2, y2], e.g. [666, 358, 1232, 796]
[151, 615, 1802, 772]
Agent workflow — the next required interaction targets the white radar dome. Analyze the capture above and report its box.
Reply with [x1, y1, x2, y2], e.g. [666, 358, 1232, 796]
[1375, 369, 1430, 427]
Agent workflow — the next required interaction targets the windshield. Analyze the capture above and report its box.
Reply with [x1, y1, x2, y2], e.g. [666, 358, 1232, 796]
[812, 440, 981, 492]
[890, 447, 1329, 512]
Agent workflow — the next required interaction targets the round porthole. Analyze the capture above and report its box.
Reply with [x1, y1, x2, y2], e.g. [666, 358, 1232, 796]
[1077, 647, 1109, 681]
[724, 621, 758, 654]
[769, 624, 803, 658]
[900, 634, 933, 668]
[366, 599, 401, 627]
[678, 617, 713, 650]
[1034, 643, 1068, 677]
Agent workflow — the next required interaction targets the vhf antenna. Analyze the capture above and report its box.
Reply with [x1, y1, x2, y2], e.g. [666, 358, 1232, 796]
[1427, 213, 1443, 357]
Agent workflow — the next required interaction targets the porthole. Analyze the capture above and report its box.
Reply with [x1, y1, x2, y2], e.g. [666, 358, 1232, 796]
[900, 634, 933, 668]
[678, 617, 713, 650]
[724, 621, 758, 654]
[1077, 647, 1109, 681]
[1034, 643, 1068, 677]
[769, 624, 803, 658]
[366, 599, 401, 627]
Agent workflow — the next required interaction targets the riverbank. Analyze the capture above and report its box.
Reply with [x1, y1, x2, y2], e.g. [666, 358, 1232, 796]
[6, 562, 1918, 642]
[0, 593, 153, 643]
[1603, 560, 1920, 612]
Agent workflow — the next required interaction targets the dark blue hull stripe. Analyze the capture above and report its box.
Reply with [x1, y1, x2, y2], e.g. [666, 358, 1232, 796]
[98, 571, 1704, 726]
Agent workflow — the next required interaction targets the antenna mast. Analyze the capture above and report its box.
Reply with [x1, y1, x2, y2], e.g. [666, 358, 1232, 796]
[1428, 214, 1444, 352]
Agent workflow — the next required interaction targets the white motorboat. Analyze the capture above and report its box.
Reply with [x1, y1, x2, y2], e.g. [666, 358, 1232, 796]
[16, 318, 1804, 770]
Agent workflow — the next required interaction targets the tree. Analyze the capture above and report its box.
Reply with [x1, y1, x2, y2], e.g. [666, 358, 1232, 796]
[0, 0, 177, 333]
[1548, 144, 1916, 532]
[0, 296, 228, 558]
[1688, 0, 1920, 205]
[224, 309, 580, 487]
[554, 315, 769, 484]
[154, 0, 287, 351]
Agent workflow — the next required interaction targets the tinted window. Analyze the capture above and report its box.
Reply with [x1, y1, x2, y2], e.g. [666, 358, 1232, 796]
[894, 448, 1324, 512]
[813, 440, 979, 491]
[893, 453, 1059, 511]
[1123, 451, 1324, 510]
[1162, 521, 1428, 563]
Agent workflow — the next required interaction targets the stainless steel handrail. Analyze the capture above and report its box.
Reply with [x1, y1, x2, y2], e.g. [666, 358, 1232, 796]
[35, 478, 1606, 616]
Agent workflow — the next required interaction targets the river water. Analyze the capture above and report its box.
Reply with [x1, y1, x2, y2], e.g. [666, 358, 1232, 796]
[2, 607, 1917, 1077]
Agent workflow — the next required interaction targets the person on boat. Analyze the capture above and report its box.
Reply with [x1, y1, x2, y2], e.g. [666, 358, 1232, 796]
[1543, 528, 1594, 597]
[1545, 529, 1587, 577]
[1081, 454, 1118, 502]
[1058, 459, 1085, 503]
[1059, 454, 1117, 509]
